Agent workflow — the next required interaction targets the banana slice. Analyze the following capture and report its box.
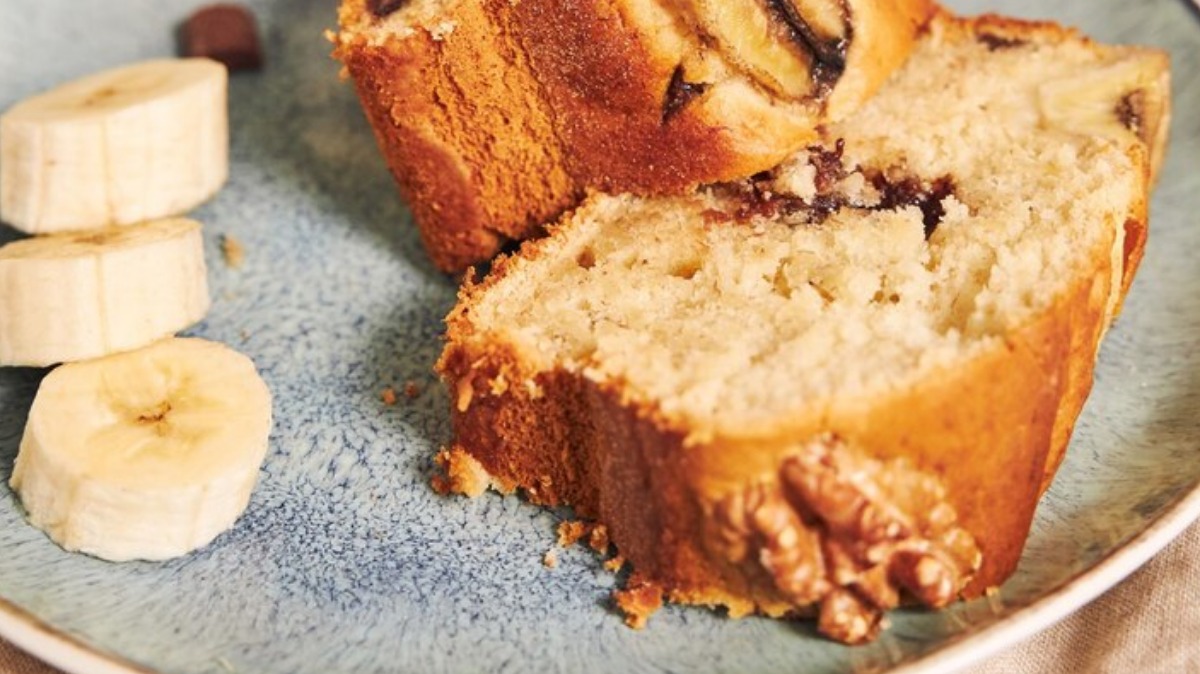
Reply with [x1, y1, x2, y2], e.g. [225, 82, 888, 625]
[678, 0, 849, 100]
[0, 217, 210, 367]
[0, 59, 227, 234]
[1037, 55, 1170, 178]
[10, 337, 273, 561]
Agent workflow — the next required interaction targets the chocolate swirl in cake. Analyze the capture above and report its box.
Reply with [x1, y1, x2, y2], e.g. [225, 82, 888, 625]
[764, 0, 852, 95]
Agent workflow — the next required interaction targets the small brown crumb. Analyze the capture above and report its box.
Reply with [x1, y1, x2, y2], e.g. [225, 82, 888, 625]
[430, 474, 450, 495]
[543, 550, 559, 569]
[556, 520, 588, 547]
[613, 575, 663, 630]
[588, 524, 611, 554]
[380, 387, 397, 406]
[220, 234, 245, 268]
[431, 447, 492, 497]
[404, 380, 421, 399]
[603, 555, 626, 573]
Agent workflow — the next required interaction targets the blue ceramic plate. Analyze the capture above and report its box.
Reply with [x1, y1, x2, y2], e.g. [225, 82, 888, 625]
[0, 1, 1196, 672]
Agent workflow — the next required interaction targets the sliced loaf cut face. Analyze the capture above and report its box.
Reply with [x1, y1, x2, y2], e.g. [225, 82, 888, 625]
[333, 0, 935, 271]
[437, 13, 1170, 643]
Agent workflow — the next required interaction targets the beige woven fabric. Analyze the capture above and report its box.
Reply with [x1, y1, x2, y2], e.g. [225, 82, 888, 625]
[2, 521, 1199, 674]
[967, 520, 1200, 674]
[0, 640, 55, 674]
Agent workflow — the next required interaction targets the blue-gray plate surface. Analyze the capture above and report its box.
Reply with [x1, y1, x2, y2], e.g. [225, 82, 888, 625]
[0, 1, 1197, 672]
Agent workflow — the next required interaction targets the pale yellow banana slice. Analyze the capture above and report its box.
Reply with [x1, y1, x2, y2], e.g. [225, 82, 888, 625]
[0, 218, 210, 366]
[0, 59, 227, 234]
[10, 337, 272, 562]
[678, 0, 849, 100]
[1037, 54, 1171, 182]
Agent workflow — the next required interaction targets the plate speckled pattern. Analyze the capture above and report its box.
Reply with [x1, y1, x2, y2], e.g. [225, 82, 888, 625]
[0, 1, 1197, 672]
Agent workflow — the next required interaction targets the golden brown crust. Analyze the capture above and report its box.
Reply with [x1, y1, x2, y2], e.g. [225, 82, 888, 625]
[1038, 178, 1151, 494]
[335, 0, 935, 270]
[506, 0, 746, 193]
[334, 0, 579, 271]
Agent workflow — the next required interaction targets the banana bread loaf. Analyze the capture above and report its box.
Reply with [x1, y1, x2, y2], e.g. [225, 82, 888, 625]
[333, 0, 935, 271]
[435, 12, 1170, 643]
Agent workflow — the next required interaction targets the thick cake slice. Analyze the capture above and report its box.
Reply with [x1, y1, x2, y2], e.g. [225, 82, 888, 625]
[435, 13, 1170, 643]
[333, 0, 935, 271]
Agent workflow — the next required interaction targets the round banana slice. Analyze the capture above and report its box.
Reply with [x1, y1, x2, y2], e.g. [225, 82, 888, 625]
[10, 337, 273, 562]
[0, 58, 227, 234]
[0, 217, 210, 367]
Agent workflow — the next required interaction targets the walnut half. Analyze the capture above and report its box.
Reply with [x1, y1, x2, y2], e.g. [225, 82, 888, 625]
[711, 435, 982, 644]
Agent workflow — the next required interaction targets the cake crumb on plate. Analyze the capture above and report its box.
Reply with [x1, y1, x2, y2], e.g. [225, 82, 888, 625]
[556, 521, 587, 547]
[220, 234, 245, 268]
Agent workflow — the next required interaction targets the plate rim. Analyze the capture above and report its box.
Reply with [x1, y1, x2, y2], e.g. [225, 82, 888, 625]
[893, 480, 1200, 673]
[2, 477, 1200, 674]
[0, 592, 153, 674]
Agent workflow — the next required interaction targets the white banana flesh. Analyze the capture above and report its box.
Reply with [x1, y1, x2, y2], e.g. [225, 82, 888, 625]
[0, 59, 228, 234]
[684, 0, 816, 100]
[676, 0, 850, 101]
[0, 218, 211, 367]
[10, 337, 273, 562]
[1037, 56, 1167, 146]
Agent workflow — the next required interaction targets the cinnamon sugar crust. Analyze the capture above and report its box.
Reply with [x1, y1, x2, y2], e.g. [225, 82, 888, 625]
[334, 0, 936, 270]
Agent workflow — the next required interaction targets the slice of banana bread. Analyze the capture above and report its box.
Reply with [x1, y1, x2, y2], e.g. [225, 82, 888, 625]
[333, 0, 935, 271]
[435, 13, 1170, 643]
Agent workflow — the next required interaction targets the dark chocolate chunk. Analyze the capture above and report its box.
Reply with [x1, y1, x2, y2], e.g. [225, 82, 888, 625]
[715, 140, 955, 238]
[809, 138, 847, 193]
[1116, 91, 1144, 134]
[977, 33, 1027, 52]
[368, 0, 410, 18]
[719, 141, 849, 224]
[870, 173, 956, 240]
[718, 172, 808, 222]
[183, 4, 263, 72]
[662, 66, 711, 123]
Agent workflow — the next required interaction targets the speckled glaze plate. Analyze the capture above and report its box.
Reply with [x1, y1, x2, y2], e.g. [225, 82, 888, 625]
[0, 1, 1197, 673]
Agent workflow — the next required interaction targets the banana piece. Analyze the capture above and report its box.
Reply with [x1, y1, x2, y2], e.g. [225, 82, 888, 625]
[678, 0, 849, 100]
[0, 217, 210, 367]
[9, 337, 273, 562]
[0, 59, 227, 234]
[1038, 56, 1169, 154]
